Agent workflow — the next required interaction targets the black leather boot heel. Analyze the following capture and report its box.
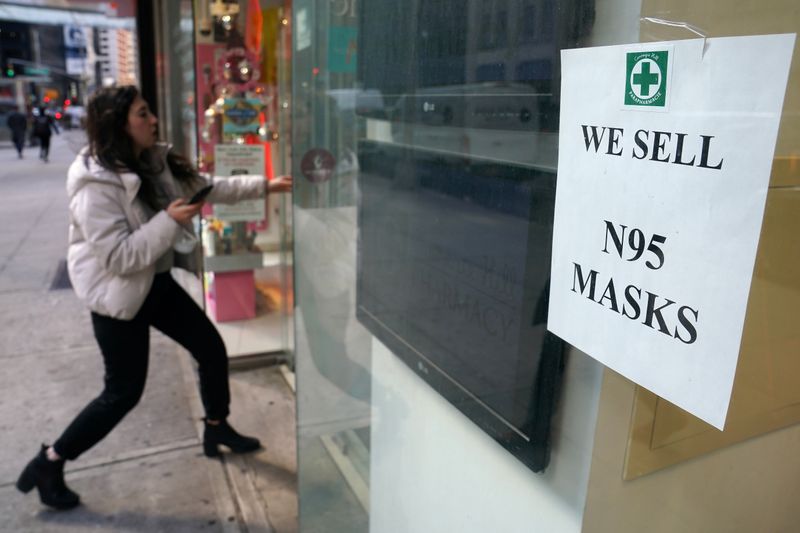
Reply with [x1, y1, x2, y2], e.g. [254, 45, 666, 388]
[16, 445, 80, 510]
[203, 419, 262, 457]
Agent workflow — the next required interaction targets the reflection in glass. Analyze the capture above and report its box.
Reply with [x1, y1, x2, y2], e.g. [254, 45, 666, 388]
[296, 0, 600, 529]
[355, 0, 596, 471]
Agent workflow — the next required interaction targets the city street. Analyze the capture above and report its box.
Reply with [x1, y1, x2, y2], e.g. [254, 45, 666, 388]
[0, 132, 296, 532]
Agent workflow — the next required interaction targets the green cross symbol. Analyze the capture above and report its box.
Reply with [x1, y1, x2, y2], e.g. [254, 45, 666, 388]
[633, 61, 660, 97]
[625, 50, 668, 107]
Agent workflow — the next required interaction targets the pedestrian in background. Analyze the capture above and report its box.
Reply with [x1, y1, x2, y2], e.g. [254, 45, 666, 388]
[15, 85, 292, 510]
[31, 107, 59, 162]
[7, 109, 27, 159]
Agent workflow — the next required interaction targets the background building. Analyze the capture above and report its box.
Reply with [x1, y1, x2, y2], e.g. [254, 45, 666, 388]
[0, 2, 135, 131]
[93, 26, 138, 88]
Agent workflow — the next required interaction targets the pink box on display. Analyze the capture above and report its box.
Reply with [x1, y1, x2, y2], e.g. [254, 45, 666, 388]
[206, 270, 256, 322]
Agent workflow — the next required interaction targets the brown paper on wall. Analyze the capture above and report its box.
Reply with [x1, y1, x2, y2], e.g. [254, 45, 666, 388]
[623, 0, 800, 480]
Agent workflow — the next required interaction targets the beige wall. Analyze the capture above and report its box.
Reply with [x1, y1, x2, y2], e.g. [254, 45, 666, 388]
[583, 371, 800, 532]
[582, 1, 800, 530]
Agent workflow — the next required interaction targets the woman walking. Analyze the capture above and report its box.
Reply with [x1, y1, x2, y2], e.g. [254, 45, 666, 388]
[31, 107, 59, 162]
[15, 85, 292, 510]
[7, 109, 27, 159]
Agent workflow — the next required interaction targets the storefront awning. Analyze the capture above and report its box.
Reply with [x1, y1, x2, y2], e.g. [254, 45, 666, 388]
[0, 4, 134, 29]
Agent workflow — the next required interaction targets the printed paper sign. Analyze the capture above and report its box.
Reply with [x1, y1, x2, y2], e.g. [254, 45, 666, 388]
[548, 34, 795, 429]
[214, 144, 266, 222]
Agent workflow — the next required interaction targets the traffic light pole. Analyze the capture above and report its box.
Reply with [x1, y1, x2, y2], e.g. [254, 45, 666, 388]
[15, 78, 25, 112]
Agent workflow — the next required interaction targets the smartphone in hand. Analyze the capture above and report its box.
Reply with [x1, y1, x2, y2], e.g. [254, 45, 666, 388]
[188, 184, 214, 204]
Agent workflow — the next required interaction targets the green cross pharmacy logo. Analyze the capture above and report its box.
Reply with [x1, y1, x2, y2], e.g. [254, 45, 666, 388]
[625, 50, 668, 107]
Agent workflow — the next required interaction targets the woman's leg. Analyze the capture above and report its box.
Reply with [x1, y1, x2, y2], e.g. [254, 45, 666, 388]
[52, 312, 150, 460]
[150, 275, 230, 421]
[147, 274, 259, 457]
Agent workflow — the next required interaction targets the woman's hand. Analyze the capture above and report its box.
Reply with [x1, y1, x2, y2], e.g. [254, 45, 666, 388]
[267, 175, 293, 194]
[166, 198, 203, 225]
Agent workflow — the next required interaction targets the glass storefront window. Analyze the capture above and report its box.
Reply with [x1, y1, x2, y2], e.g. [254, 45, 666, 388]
[186, 0, 294, 360]
[294, 0, 612, 530]
[155, 1, 196, 160]
[294, 0, 800, 531]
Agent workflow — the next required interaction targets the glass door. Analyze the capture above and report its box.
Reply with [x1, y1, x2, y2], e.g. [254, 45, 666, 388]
[191, 0, 294, 359]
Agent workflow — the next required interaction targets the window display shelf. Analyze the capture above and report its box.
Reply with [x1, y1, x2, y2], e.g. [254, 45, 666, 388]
[203, 251, 280, 272]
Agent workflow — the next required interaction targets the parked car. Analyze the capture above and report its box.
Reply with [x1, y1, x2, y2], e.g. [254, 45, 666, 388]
[64, 105, 86, 129]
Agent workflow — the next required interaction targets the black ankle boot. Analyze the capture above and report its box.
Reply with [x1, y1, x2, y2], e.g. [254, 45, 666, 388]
[203, 419, 262, 457]
[16, 445, 81, 510]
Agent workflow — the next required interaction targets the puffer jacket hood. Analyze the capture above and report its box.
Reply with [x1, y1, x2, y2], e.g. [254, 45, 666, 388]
[66, 145, 174, 201]
[67, 149, 117, 198]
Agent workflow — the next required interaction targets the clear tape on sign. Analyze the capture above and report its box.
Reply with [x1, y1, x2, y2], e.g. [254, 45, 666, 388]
[640, 17, 709, 58]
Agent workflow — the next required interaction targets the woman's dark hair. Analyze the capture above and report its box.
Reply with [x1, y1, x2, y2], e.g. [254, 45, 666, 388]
[86, 85, 200, 209]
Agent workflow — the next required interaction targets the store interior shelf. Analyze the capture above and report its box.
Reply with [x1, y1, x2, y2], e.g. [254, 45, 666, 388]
[203, 251, 281, 273]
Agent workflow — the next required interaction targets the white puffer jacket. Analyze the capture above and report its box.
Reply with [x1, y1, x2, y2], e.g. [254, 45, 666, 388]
[66, 143, 266, 319]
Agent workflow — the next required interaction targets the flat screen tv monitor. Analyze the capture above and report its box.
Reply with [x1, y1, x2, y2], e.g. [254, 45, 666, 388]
[355, 0, 594, 472]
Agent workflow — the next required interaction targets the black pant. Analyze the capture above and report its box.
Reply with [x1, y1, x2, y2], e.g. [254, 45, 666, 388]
[53, 272, 230, 460]
[11, 133, 24, 156]
[36, 134, 51, 160]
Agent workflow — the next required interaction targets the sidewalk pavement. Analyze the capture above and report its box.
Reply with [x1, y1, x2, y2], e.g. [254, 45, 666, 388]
[0, 134, 297, 532]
